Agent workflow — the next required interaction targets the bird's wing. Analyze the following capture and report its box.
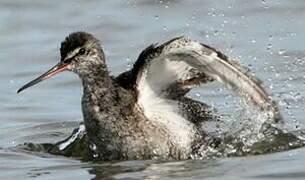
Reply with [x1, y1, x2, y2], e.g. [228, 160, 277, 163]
[133, 37, 281, 122]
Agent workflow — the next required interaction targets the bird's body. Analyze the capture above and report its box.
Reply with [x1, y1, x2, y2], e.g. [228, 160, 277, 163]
[18, 32, 280, 160]
[77, 38, 213, 160]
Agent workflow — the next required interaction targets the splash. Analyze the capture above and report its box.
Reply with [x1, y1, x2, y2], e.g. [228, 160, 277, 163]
[194, 96, 305, 159]
[17, 98, 305, 160]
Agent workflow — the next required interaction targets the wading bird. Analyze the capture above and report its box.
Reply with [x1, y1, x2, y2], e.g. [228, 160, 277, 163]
[18, 32, 280, 160]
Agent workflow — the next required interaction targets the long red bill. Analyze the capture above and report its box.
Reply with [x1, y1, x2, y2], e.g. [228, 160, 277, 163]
[17, 62, 68, 93]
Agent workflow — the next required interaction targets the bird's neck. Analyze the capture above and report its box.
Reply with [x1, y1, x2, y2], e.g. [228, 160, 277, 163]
[80, 63, 132, 157]
[80, 64, 113, 96]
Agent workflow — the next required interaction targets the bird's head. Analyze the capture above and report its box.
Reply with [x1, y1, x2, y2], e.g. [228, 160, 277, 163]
[17, 32, 105, 93]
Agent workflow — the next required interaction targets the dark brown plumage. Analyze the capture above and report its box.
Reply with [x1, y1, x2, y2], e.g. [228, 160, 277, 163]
[18, 32, 280, 160]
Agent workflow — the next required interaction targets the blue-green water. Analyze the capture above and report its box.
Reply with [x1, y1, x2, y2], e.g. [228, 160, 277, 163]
[1, 0, 305, 179]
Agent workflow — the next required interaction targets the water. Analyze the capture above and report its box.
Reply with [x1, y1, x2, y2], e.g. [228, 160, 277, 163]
[1, 0, 305, 179]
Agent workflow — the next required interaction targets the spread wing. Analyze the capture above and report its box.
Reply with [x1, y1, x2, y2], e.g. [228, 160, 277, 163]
[131, 37, 281, 122]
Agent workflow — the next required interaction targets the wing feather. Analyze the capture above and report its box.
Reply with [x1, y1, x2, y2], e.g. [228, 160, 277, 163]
[135, 37, 281, 122]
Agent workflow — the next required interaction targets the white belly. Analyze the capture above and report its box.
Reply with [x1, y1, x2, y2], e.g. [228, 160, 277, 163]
[137, 71, 197, 151]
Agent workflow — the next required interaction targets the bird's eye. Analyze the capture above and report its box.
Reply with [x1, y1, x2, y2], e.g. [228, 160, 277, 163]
[79, 48, 86, 55]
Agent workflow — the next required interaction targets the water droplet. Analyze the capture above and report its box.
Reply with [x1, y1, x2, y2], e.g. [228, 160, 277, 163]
[205, 34, 210, 39]
[266, 43, 272, 51]
[89, 143, 99, 159]
[93, 153, 99, 158]
[278, 49, 286, 55]
[269, 84, 273, 90]
[89, 143, 97, 151]
[289, 32, 296, 37]
[268, 35, 273, 41]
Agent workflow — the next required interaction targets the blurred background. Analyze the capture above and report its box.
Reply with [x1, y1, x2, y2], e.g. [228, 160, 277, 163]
[1, 0, 305, 179]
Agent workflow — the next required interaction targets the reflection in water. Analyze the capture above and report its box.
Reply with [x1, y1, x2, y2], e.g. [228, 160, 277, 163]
[87, 160, 220, 179]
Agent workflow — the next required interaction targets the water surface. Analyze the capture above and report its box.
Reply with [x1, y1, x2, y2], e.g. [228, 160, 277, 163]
[1, 0, 305, 179]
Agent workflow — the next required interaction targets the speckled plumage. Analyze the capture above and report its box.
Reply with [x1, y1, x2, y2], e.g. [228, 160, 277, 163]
[19, 31, 280, 160]
[58, 32, 218, 160]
